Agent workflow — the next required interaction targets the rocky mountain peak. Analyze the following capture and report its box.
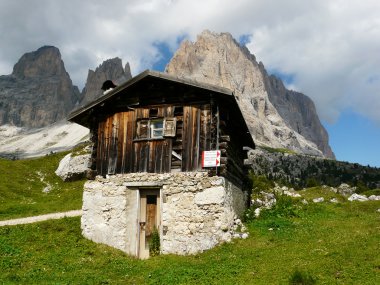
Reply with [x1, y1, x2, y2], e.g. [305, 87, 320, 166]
[166, 30, 334, 158]
[0, 46, 80, 128]
[80, 57, 132, 104]
[12, 46, 65, 79]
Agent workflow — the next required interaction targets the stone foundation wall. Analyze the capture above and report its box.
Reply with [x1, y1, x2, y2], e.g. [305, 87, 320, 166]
[82, 181, 138, 255]
[81, 172, 246, 256]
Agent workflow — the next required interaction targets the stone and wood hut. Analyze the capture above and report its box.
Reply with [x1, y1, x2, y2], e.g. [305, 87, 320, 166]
[68, 70, 255, 258]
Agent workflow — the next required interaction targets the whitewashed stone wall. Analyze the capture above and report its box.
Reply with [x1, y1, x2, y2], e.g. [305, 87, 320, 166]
[82, 180, 138, 255]
[81, 172, 247, 256]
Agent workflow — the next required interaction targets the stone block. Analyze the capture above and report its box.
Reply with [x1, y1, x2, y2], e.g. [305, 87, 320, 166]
[194, 186, 225, 205]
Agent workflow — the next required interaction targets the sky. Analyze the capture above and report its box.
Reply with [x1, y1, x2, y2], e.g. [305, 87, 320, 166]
[0, 0, 379, 167]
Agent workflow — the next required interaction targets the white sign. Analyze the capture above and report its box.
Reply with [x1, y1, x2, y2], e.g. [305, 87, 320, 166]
[202, 150, 221, 167]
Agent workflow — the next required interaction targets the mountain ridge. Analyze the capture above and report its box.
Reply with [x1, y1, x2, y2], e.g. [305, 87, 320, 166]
[165, 30, 334, 158]
[0, 31, 334, 158]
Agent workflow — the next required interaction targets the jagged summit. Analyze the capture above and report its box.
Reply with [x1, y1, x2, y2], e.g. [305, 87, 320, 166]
[12, 46, 65, 79]
[0, 46, 81, 128]
[166, 30, 334, 158]
[80, 57, 132, 104]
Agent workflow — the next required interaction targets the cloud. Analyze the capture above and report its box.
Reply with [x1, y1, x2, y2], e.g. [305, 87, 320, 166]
[0, 0, 379, 125]
[245, 0, 380, 124]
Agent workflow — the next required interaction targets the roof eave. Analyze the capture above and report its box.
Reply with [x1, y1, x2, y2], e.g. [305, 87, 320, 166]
[68, 70, 236, 122]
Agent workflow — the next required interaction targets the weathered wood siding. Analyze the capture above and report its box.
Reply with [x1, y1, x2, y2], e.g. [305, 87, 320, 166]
[96, 104, 213, 175]
[217, 104, 249, 187]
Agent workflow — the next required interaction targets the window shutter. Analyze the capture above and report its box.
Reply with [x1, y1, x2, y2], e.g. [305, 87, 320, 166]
[137, 120, 149, 139]
[163, 117, 176, 137]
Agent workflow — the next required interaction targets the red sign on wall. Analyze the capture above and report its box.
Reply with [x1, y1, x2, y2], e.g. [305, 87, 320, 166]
[202, 150, 221, 167]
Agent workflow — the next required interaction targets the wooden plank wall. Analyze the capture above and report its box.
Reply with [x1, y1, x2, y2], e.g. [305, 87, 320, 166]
[181, 105, 212, 171]
[94, 101, 250, 186]
[170, 106, 184, 172]
[96, 104, 212, 176]
[218, 106, 248, 187]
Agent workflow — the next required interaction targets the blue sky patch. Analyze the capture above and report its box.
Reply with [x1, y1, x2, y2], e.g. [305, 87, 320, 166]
[238, 34, 252, 46]
[152, 42, 173, 72]
[324, 110, 380, 167]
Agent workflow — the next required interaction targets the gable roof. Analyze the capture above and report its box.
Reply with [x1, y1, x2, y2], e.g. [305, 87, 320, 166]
[68, 70, 254, 147]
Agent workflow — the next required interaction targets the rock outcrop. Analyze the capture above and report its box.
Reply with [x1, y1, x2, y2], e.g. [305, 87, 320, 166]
[80, 58, 132, 104]
[0, 46, 81, 128]
[166, 30, 334, 158]
[55, 152, 91, 181]
[248, 147, 380, 189]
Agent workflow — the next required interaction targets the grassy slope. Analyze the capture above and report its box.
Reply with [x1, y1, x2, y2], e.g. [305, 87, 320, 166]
[1, 201, 379, 284]
[0, 152, 85, 220]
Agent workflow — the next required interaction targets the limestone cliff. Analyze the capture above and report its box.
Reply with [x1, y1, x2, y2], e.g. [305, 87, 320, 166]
[166, 30, 334, 158]
[0, 46, 81, 128]
[80, 58, 132, 104]
[261, 69, 335, 158]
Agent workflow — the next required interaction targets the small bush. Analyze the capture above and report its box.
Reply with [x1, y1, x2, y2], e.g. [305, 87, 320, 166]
[250, 173, 275, 193]
[289, 269, 316, 284]
[306, 178, 320, 188]
[242, 206, 257, 222]
[260, 194, 300, 219]
[149, 227, 160, 257]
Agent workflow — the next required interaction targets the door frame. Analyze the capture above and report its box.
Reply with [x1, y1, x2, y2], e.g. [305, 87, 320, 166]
[137, 188, 162, 259]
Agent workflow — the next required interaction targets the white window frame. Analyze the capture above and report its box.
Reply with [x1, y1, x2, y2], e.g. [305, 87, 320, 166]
[150, 119, 164, 139]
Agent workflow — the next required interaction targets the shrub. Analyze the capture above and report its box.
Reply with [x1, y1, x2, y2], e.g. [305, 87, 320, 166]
[242, 206, 257, 223]
[260, 194, 300, 219]
[289, 269, 316, 284]
[306, 178, 320, 188]
[149, 227, 160, 257]
[249, 173, 275, 193]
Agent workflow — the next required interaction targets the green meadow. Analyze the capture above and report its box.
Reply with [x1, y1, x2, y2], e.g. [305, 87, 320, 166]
[0, 151, 379, 284]
[0, 152, 85, 221]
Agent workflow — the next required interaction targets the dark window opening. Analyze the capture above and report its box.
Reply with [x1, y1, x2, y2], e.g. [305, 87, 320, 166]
[174, 106, 183, 116]
[149, 108, 158, 118]
[147, 195, 157, 204]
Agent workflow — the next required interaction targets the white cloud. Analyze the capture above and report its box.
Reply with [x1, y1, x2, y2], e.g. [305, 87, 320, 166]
[245, 0, 380, 124]
[0, 0, 379, 125]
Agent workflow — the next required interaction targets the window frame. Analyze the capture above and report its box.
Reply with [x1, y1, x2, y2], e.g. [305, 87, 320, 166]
[135, 116, 177, 141]
[150, 119, 164, 139]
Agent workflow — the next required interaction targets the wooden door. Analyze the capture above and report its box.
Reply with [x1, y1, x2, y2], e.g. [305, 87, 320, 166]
[138, 189, 160, 259]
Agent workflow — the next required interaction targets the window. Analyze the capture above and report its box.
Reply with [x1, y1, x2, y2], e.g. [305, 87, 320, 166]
[150, 119, 164, 138]
[136, 118, 164, 139]
[136, 117, 176, 140]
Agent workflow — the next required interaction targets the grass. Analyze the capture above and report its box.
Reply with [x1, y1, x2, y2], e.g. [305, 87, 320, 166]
[0, 151, 379, 283]
[0, 151, 85, 221]
[298, 186, 346, 202]
[1, 200, 379, 284]
[259, 146, 297, 155]
[362, 188, 380, 196]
